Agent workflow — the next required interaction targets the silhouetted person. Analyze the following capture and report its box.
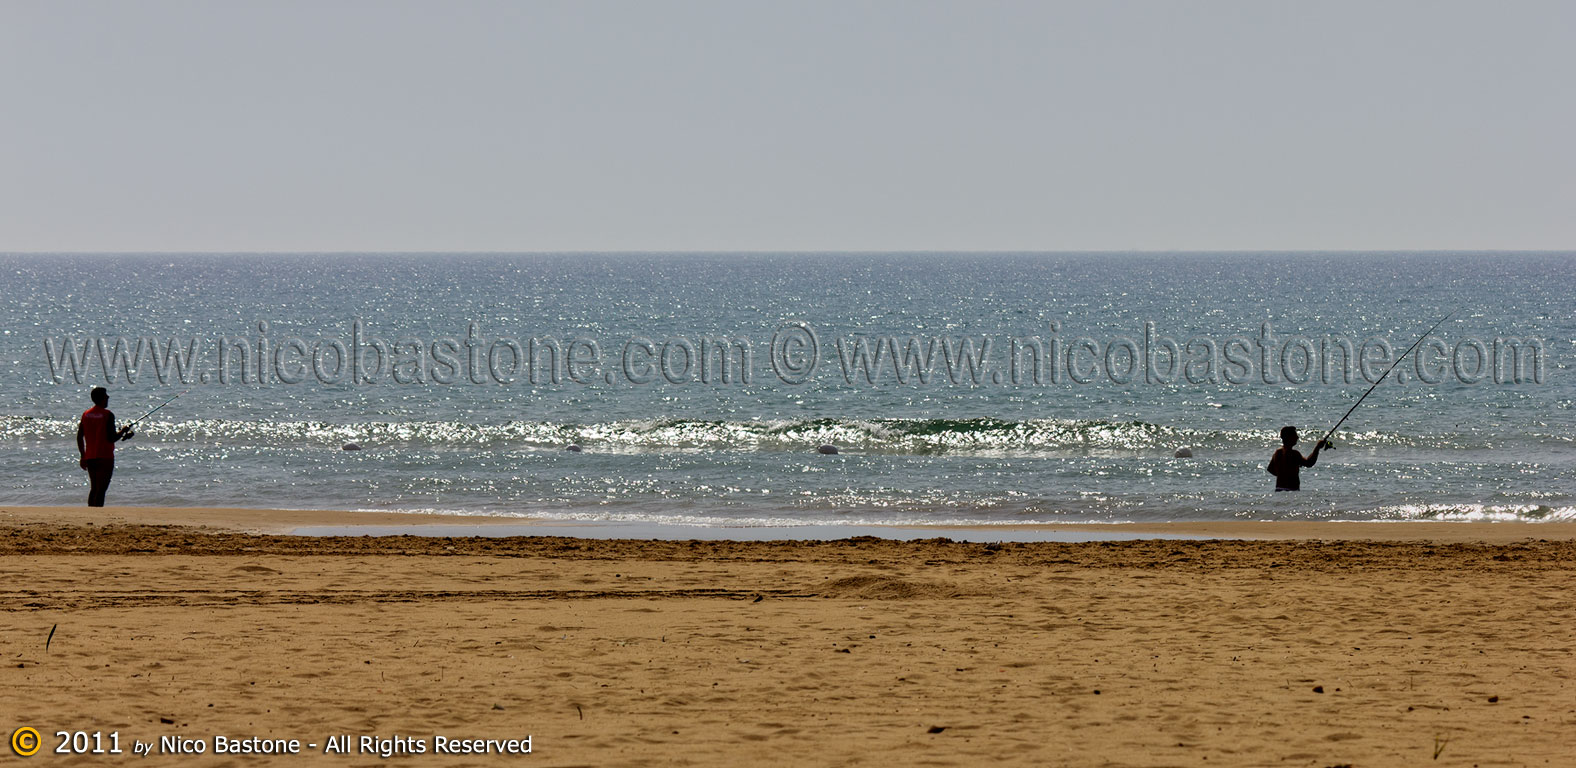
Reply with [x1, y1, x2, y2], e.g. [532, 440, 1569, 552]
[1267, 425, 1326, 492]
[77, 387, 133, 506]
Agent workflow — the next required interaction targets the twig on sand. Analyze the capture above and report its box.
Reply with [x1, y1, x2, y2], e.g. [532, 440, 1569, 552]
[45, 624, 57, 652]
[1433, 734, 1449, 759]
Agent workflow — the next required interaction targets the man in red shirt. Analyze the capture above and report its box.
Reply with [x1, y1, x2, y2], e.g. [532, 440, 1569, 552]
[77, 387, 134, 507]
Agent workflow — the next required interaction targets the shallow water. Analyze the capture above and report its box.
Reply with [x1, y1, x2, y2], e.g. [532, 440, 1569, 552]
[3, 252, 1571, 523]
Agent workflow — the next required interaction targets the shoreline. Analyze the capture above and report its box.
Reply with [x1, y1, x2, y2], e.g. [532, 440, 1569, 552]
[4, 504, 1576, 542]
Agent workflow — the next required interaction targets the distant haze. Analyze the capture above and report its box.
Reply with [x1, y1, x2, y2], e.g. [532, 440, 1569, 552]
[1, 1, 1570, 252]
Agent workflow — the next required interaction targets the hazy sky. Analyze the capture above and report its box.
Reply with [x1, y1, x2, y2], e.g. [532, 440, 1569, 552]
[2, 1, 1570, 252]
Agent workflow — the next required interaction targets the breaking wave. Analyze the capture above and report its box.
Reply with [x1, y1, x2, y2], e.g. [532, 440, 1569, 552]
[0, 414, 1533, 455]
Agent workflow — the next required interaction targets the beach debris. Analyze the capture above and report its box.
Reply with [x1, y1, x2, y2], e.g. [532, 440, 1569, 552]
[46, 623, 57, 652]
[342, 443, 362, 451]
[1433, 734, 1450, 759]
[926, 726, 946, 734]
[752, 595, 763, 603]
[1313, 685, 1324, 693]
[1173, 446, 1193, 458]
[565, 444, 583, 453]
[1487, 695, 1498, 703]
[817, 575, 958, 599]
[817, 444, 839, 454]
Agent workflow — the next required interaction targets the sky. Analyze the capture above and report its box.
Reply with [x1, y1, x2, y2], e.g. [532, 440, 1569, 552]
[1, 1, 1571, 252]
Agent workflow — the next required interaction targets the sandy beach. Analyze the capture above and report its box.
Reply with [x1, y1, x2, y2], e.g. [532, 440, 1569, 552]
[8, 0, 1574, 764]
[3, 507, 1574, 766]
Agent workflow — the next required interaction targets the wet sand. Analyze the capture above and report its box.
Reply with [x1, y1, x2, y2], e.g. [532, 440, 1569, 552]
[3, 506, 1574, 766]
[6, 504, 1575, 542]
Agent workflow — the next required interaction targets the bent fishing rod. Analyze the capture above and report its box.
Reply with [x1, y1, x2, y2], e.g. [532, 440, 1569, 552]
[1319, 310, 1456, 450]
[123, 389, 190, 431]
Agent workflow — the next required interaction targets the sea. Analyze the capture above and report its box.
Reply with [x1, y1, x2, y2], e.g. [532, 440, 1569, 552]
[2, 252, 1572, 527]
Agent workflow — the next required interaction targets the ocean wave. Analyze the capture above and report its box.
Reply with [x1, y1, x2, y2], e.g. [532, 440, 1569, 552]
[0, 413, 1514, 455]
[1365, 503, 1576, 523]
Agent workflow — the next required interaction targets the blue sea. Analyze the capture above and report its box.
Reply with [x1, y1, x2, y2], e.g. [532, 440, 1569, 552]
[2, 252, 1572, 525]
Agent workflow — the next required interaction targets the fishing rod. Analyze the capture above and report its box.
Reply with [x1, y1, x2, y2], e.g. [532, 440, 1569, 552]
[1319, 310, 1456, 450]
[123, 389, 190, 430]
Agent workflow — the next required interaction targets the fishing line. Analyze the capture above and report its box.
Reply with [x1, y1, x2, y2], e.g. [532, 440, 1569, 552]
[1319, 310, 1457, 449]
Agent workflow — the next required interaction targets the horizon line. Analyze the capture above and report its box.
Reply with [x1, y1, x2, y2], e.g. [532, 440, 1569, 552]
[3, 248, 1573, 257]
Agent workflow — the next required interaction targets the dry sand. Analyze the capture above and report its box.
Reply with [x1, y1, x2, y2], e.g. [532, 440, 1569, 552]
[3, 506, 1574, 766]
